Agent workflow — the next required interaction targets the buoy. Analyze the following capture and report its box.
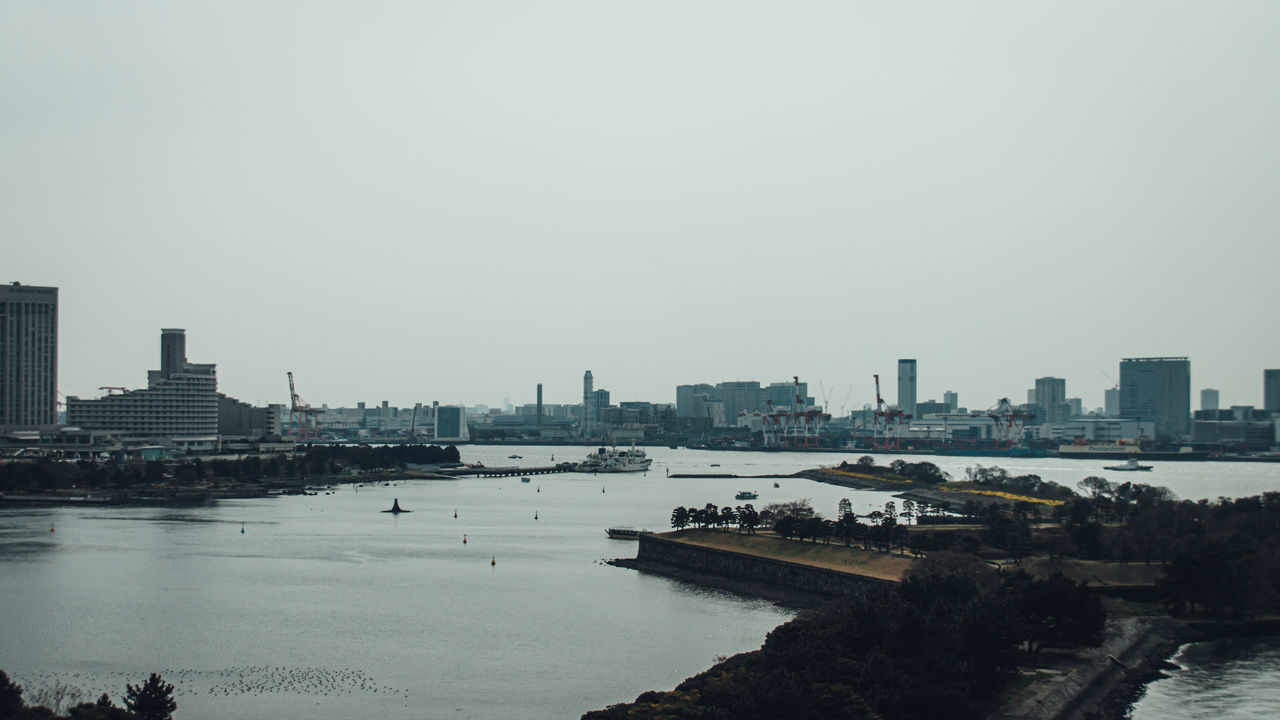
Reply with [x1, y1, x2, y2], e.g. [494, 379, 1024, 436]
[537, 486, 540, 493]
[50, 525, 55, 532]
[534, 511, 538, 520]
[602, 486, 605, 493]
[240, 522, 245, 534]
[463, 534, 467, 544]
[454, 509, 457, 518]
[491, 556, 496, 566]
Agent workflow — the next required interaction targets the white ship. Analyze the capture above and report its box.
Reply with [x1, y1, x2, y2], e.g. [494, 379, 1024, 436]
[575, 445, 652, 473]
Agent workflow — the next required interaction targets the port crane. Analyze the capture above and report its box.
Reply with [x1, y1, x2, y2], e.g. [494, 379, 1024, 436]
[977, 398, 1032, 447]
[761, 376, 831, 449]
[871, 374, 909, 450]
[287, 372, 322, 443]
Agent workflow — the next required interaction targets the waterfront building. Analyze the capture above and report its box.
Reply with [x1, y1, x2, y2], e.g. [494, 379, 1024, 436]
[1067, 398, 1083, 418]
[217, 395, 284, 439]
[434, 405, 469, 441]
[0, 282, 58, 428]
[66, 329, 218, 440]
[1265, 370, 1280, 415]
[943, 391, 958, 413]
[1201, 388, 1220, 412]
[897, 359, 917, 417]
[1119, 357, 1191, 440]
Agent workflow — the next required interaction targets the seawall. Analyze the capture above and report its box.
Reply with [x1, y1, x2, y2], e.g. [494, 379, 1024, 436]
[634, 533, 894, 597]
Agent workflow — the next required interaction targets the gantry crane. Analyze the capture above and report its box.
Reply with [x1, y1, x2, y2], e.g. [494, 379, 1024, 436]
[287, 372, 322, 443]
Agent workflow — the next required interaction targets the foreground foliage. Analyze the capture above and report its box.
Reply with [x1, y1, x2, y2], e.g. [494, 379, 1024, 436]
[582, 570, 1102, 720]
[0, 670, 171, 720]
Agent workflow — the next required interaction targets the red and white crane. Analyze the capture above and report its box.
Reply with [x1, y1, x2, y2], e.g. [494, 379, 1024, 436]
[287, 371, 322, 443]
[871, 373, 909, 450]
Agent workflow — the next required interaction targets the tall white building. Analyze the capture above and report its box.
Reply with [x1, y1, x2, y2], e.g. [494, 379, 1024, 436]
[897, 359, 917, 417]
[943, 391, 958, 413]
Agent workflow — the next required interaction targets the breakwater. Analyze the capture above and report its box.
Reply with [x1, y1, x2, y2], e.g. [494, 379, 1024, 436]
[634, 533, 893, 597]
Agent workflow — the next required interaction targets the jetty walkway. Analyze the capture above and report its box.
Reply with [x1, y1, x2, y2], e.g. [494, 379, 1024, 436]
[441, 464, 574, 479]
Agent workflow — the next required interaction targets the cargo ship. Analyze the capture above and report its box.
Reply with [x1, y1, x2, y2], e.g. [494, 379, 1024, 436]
[1055, 444, 1209, 461]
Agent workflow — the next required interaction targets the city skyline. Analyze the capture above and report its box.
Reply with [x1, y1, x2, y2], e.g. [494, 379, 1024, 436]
[5, 3, 1278, 413]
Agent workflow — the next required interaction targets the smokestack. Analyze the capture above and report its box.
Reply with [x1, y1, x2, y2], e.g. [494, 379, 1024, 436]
[537, 383, 543, 426]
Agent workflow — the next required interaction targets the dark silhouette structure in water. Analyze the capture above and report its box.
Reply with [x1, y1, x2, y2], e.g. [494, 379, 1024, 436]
[382, 498, 410, 514]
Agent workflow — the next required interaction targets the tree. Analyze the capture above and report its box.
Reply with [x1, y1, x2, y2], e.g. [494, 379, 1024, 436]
[737, 504, 759, 534]
[0, 670, 24, 719]
[837, 498, 853, 520]
[719, 506, 738, 528]
[670, 506, 690, 530]
[123, 673, 176, 720]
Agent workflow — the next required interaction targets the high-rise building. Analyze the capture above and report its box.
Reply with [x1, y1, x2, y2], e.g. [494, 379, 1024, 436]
[1201, 388, 1220, 412]
[1265, 370, 1280, 415]
[897, 359, 917, 417]
[67, 329, 218, 438]
[1104, 387, 1120, 417]
[582, 370, 594, 435]
[0, 282, 58, 427]
[1035, 377, 1067, 425]
[676, 383, 714, 417]
[1119, 357, 1191, 440]
[943, 391, 958, 413]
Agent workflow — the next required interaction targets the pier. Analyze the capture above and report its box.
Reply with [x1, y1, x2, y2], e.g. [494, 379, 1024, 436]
[442, 464, 573, 478]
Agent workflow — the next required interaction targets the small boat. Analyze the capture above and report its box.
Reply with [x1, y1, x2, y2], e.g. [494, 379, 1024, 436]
[508, 454, 522, 459]
[606, 527, 650, 540]
[521, 476, 531, 483]
[710, 464, 720, 467]
[773, 482, 780, 488]
[735, 490, 758, 500]
[1104, 458, 1153, 472]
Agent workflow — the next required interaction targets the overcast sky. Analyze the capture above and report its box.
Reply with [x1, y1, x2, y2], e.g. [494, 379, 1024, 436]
[5, 2, 1278, 413]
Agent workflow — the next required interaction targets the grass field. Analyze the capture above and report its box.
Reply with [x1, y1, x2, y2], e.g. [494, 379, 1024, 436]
[662, 528, 916, 582]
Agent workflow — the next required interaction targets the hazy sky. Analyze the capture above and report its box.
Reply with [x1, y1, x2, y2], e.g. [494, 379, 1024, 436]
[5, 2, 1278, 413]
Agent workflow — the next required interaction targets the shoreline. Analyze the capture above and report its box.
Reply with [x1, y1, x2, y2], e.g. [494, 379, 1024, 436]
[611, 546, 1280, 720]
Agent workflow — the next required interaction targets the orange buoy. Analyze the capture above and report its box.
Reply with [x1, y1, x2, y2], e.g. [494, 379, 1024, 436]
[463, 534, 467, 544]
[490, 556, 496, 566]
[50, 526, 55, 532]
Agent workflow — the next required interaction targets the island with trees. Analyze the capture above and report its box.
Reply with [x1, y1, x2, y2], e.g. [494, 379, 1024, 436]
[594, 458, 1280, 719]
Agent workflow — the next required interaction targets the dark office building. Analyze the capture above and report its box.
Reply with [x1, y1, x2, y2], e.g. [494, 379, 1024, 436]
[0, 282, 58, 427]
[1119, 357, 1191, 440]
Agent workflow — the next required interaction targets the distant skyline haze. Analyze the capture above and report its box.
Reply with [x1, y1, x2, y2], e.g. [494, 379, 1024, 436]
[4, 2, 1277, 412]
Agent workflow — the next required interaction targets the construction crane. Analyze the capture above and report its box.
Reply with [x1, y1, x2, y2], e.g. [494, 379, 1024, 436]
[287, 372, 322, 443]
[872, 374, 909, 450]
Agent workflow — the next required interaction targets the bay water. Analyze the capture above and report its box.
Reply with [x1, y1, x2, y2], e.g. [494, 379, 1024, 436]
[1, 445, 1276, 718]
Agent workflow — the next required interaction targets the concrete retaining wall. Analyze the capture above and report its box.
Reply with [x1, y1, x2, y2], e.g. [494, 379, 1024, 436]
[636, 534, 893, 597]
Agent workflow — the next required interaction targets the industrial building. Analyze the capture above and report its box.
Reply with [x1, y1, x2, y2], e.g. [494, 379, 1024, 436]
[0, 282, 58, 428]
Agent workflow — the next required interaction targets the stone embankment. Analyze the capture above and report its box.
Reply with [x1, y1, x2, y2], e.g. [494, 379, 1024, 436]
[630, 532, 894, 597]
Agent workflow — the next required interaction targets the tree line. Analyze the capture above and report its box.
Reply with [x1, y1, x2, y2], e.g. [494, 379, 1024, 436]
[0, 444, 460, 493]
[0, 670, 174, 720]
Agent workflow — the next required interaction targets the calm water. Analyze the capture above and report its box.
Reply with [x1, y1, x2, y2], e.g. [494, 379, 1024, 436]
[1130, 636, 1280, 719]
[1, 446, 1276, 719]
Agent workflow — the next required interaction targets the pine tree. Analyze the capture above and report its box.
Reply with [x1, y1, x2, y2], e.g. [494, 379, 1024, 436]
[123, 674, 176, 720]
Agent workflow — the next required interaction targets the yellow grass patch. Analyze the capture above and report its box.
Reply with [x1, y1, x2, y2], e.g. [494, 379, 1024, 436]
[938, 486, 1066, 506]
